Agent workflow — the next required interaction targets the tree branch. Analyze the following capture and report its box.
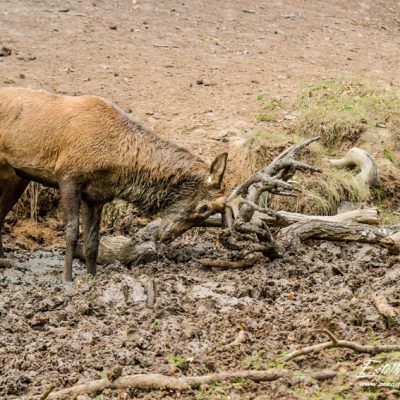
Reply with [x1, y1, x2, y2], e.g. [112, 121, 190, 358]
[285, 330, 400, 361]
[27, 370, 289, 399]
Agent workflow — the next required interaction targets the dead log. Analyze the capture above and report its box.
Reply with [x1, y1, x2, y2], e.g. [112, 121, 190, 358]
[76, 209, 380, 266]
[75, 219, 160, 265]
[278, 220, 397, 250]
[256, 207, 379, 227]
[75, 236, 157, 266]
[328, 147, 380, 189]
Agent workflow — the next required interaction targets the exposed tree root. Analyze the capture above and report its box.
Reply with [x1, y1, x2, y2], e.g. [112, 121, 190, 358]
[285, 330, 400, 361]
[28, 370, 289, 399]
[26, 368, 342, 399]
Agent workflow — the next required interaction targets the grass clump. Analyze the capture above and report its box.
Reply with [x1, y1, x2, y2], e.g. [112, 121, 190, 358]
[256, 114, 277, 123]
[168, 354, 187, 371]
[242, 131, 368, 215]
[269, 141, 369, 214]
[295, 78, 400, 147]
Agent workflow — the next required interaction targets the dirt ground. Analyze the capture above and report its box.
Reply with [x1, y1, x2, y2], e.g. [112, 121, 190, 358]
[1, 0, 400, 399]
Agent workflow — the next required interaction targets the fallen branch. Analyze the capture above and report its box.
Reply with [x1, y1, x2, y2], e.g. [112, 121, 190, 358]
[28, 370, 288, 399]
[285, 330, 400, 361]
[371, 292, 398, 318]
[256, 207, 379, 227]
[278, 220, 397, 250]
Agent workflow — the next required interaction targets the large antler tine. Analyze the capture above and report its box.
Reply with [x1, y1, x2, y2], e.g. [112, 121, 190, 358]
[280, 136, 321, 160]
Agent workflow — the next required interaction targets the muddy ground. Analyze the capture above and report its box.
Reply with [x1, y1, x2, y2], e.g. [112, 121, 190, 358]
[1, 0, 400, 399]
[1, 235, 400, 399]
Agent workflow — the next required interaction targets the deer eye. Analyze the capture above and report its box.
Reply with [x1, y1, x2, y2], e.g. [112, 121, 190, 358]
[198, 204, 209, 214]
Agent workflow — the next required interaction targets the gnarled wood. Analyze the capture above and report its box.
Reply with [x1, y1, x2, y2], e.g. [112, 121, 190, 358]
[27, 370, 289, 399]
[76, 208, 380, 265]
[256, 207, 379, 227]
[278, 220, 397, 250]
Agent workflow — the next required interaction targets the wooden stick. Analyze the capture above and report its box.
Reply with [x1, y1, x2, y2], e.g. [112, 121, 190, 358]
[27, 370, 289, 399]
[285, 330, 400, 361]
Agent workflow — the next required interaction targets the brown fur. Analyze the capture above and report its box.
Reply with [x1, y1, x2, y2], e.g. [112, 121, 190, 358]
[0, 88, 227, 281]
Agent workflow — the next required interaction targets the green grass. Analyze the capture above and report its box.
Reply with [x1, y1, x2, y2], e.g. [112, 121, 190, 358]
[242, 353, 263, 369]
[151, 319, 161, 329]
[295, 78, 400, 147]
[168, 354, 186, 370]
[256, 114, 277, 122]
[3, 76, 16, 84]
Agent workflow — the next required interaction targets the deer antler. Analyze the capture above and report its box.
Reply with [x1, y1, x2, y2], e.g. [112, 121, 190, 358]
[201, 137, 321, 265]
[224, 136, 321, 228]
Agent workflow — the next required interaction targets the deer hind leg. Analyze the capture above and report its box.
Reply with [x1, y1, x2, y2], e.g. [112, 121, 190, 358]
[59, 180, 82, 282]
[81, 200, 103, 276]
[0, 177, 29, 257]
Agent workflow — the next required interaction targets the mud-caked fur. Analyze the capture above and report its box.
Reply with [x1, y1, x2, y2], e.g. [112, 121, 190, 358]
[0, 88, 227, 281]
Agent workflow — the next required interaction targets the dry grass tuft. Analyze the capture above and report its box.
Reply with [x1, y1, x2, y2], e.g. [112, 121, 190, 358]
[241, 131, 368, 215]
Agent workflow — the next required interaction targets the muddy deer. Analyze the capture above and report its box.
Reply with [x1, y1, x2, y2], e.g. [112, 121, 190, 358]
[0, 88, 227, 282]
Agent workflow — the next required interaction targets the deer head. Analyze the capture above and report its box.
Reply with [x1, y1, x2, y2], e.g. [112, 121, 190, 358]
[156, 153, 228, 242]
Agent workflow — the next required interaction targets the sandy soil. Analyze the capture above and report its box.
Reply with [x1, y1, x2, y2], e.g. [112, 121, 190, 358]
[1, 0, 400, 399]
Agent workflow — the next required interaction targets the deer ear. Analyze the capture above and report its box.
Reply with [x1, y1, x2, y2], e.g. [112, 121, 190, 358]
[207, 152, 228, 188]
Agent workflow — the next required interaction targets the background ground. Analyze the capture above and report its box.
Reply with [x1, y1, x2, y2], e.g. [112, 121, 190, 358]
[1, 0, 400, 399]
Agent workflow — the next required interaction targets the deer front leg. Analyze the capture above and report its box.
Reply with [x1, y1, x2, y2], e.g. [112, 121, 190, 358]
[81, 200, 103, 276]
[60, 180, 82, 282]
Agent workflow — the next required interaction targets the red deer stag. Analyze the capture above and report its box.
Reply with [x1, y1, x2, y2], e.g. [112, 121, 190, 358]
[0, 88, 227, 281]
